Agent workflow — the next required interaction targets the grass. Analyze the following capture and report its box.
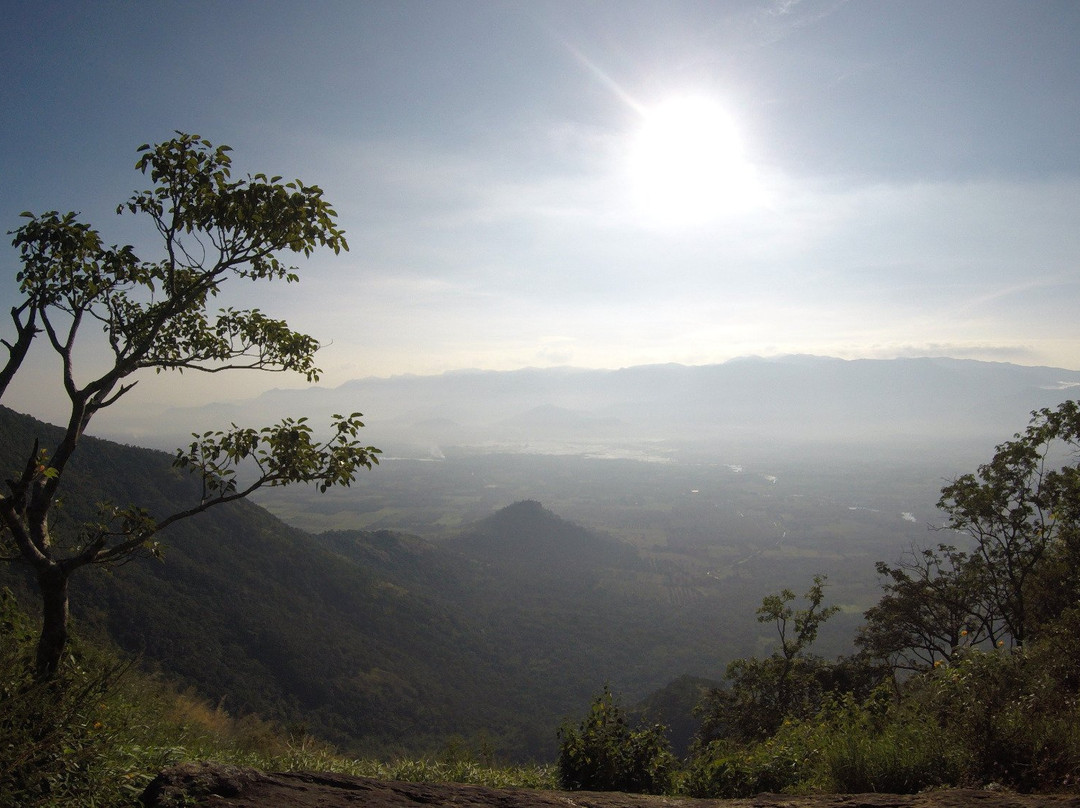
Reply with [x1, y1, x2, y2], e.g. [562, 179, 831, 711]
[0, 591, 556, 808]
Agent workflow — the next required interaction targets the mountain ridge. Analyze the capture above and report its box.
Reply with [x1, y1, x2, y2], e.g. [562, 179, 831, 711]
[298, 354, 1080, 385]
[102, 355, 1080, 464]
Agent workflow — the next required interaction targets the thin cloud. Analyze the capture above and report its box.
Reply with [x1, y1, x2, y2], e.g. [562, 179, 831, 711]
[753, 0, 853, 46]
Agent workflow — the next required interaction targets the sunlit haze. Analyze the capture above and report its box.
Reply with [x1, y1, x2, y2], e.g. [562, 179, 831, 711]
[3, 0, 1080, 424]
[629, 96, 764, 224]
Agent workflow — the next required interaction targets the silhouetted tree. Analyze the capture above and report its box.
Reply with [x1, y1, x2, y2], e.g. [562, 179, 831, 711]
[696, 576, 840, 743]
[859, 402, 1080, 674]
[0, 134, 379, 678]
[858, 543, 995, 674]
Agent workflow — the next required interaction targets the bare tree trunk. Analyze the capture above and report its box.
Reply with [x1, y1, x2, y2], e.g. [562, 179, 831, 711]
[0, 305, 37, 401]
[35, 564, 69, 680]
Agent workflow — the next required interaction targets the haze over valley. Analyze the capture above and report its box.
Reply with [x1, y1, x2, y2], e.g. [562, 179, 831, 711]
[96, 356, 1080, 712]
[98, 354, 1080, 557]
[106, 354, 1080, 461]
[93, 355, 1080, 629]
[4, 2, 1080, 794]
[5, 353, 1077, 760]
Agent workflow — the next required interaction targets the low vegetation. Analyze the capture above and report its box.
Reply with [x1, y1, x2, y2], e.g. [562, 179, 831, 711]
[562, 610, 1080, 798]
[558, 403, 1080, 797]
[557, 685, 675, 794]
[0, 587, 556, 807]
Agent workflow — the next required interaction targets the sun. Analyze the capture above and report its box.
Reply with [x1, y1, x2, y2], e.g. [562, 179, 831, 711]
[627, 96, 761, 226]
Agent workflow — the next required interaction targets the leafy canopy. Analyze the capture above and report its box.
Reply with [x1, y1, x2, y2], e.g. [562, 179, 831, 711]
[0, 133, 378, 678]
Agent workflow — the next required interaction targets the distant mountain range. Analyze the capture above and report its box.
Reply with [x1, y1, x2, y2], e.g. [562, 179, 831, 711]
[106, 355, 1080, 463]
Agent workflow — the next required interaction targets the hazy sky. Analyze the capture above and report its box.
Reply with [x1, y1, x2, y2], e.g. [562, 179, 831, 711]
[3, 0, 1080, 416]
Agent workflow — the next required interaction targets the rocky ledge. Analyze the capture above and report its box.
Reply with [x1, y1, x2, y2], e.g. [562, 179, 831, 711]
[140, 762, 1080, 808]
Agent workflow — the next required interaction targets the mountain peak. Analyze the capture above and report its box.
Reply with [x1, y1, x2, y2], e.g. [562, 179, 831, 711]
[454, 500, 640, 575]
[476, 499, 562, 536]
[499, 499, 546, 517]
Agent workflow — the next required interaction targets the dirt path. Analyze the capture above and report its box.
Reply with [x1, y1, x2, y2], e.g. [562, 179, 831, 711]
[139, 763, 1080, 808]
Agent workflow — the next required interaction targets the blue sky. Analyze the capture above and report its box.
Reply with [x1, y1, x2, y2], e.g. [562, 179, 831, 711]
[3, 0, 1080, 419]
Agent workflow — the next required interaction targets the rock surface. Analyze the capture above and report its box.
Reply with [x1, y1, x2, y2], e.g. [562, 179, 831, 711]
[140, 762, 1080, 808]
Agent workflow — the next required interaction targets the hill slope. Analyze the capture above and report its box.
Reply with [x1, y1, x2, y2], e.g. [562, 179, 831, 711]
[0, 406, 515, 755]
[0, 407, 751, 759]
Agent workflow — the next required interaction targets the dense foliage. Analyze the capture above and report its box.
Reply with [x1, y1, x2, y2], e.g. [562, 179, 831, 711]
[675, 402, 1080, 796]
[556, 686, 676, 794]
[553, 403, 1080, 796]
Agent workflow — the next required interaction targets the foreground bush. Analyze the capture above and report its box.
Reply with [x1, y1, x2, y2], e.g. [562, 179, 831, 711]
[684, 689, 968, 798]
[682, 734, 808, 798]
[557, 686, 676, 794]
[901, 641, 1080, 791]
[684, 643, 1080, 798]
[811, 691, 964, 794]
[0, 589, 157, 807]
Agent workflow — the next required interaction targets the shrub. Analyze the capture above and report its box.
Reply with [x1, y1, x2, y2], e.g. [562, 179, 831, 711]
[0, 588, 145, 807]
[557, 686, 676, 794]
[901, 643, 1080, 790]
[684, 688, 970, 798]
[682, 735, 809, 798]
[813, 691, 963, 793]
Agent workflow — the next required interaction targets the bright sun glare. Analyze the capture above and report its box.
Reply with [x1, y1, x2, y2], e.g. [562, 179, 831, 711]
[628, 96, 762, 226]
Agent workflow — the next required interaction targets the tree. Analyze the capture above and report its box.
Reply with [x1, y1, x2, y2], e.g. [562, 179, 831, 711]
[936, 401, 1080, 647]
[696, 576, 841, 744]
[0, 133, 380, 679]
[857, 402, 1080, 675]
[857, 543, 995, 675]
[758, 574, 840, 682]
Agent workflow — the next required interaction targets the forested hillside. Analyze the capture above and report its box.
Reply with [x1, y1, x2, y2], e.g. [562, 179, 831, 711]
[0, 406, 506, 754]
[0, 406, 754, 760]
[12, 391, 1080, 797]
